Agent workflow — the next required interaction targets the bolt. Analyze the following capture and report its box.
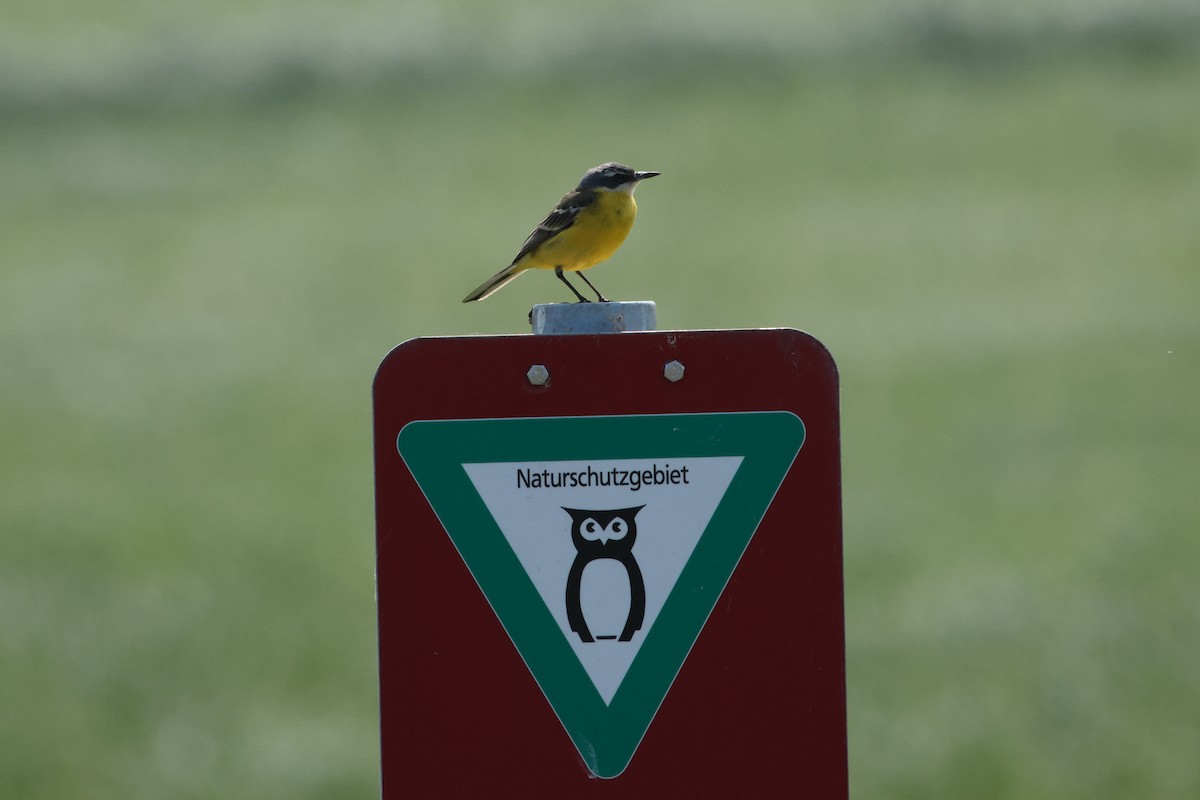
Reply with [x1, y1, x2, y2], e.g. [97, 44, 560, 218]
[526, 364, 550, 386]
[663, 360, 685, 383]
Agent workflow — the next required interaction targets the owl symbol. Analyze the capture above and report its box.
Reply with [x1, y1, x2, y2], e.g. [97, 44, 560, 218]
[562, 506, 646, 643]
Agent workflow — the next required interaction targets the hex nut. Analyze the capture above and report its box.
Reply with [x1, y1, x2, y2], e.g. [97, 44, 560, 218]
[526, 364, 550, 386]
[663, 360, 685, 383]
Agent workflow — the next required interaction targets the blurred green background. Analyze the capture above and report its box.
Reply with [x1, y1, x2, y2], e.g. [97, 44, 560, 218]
[3, 1, 1198, 797]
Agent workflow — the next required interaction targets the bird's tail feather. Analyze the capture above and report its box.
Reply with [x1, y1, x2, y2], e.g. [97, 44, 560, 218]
[462, 263, 525, 302]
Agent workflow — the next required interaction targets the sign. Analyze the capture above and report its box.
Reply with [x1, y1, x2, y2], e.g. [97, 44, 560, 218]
[398, 412, 804, 777]
[373, 329, 845, 796]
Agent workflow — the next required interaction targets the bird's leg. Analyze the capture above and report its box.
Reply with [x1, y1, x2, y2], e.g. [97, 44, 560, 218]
[577, 272, 609, 303]
[555, 266, 590, 303]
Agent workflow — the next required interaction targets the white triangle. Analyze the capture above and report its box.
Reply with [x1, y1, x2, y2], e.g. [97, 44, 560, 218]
[464, 456, 742, 705]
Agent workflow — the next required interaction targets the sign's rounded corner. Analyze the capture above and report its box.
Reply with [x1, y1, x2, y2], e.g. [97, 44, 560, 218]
[373, 336, 429, 391]
[394, 417, 431, 457]
[776, 328, 839, 382]
[777, 408, 807, 442]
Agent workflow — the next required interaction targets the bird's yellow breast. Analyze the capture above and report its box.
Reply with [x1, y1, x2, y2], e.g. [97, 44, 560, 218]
[523, 190, 638, 272]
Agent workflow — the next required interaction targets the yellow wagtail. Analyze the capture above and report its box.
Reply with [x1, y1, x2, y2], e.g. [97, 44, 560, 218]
[462, 162, 660, 303]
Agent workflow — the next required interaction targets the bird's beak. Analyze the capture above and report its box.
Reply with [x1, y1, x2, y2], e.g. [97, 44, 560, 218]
[634, 170, 661, 181]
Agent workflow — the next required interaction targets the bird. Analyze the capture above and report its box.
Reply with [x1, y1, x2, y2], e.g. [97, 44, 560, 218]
[462, 162, 660, 303]
[562, 506, 646, 643]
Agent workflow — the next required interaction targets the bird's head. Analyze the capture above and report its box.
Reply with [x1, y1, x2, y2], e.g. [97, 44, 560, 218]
[577, 162, 660, 194]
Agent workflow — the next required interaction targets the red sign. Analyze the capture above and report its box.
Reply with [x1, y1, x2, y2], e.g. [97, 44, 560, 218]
[373, 328, 846, 797]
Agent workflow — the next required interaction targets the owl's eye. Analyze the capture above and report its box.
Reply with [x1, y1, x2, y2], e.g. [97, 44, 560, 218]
[580, 518, 602, 541]
[611, 521, 622, 533]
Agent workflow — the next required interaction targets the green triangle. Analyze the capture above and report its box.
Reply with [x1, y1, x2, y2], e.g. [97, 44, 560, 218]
[397, 411, 805, 778]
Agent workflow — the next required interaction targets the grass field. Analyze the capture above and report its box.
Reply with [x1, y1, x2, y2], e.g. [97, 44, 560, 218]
[2, 2, 1199, 797]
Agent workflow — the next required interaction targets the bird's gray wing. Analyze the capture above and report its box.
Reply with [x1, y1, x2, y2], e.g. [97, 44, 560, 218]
[510, 190, 595, 264]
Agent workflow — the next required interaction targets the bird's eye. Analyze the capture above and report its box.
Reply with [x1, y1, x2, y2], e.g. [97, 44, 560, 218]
[580, 518, 603, 540]
[611, 521, 622, 533]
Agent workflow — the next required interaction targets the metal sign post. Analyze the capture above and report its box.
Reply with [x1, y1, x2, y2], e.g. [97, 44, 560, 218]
[372, 304, 846, 797]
